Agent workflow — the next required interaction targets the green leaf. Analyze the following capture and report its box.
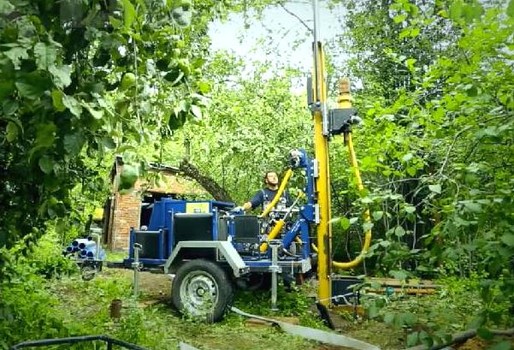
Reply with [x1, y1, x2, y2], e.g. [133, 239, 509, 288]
[462, 3, 483, 22]
[404, 205, 416, 214]
[372, 211, 384, 221]
[0, 80, 15, 99]
[477, 327, 493, 340]
[399, 28, 411, 39]
[49, 65, 72, 89]
[500, 234, 514, 247]
[383, 312, 395, 324]
[15, 71, 52, 99]
[393, 14, 407, 23]
[191, 104, 202, 119]
[62, 95, 82, 117]
[363, 222, 374, 232]
[5, 121, 18, 142]
[367, 304, 379, 319]
[428, 184, 441, 194]
[35, 122, 57, 148]
[394, 226, 406, 237]
[463, 201, 482, 213]
[2, 100, 18, 115]
[34, 42, 57, 70]
[82, 102, 103, 119]
[51, 90, 66, 112]
[508, 0, 514, 18]
[406, 332, 419, 347]
[64, 133, 84, 156]
[402, 152, 413, 162]
[122, 0, 136, 28]
[406, 166, 417, 177]
[38, 156, 54, 174]
[197, 81, 211, 94]
[340, 217, 351, 230]
[4, 45, 29, 69]
[449, 0, 463, 21]
[405, 58, 417, 72]
[361, 197, 373, 204]
[0, 0, 15, 14]
[389, 270, 408, 280]
[102, 136, 116, 150]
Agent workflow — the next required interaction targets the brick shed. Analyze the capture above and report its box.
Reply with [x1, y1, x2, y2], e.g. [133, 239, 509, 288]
[104, 156, 206, 250]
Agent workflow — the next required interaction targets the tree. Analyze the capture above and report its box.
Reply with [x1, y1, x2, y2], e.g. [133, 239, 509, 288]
[175, 52, 313, 205]
[0, 0, 236, 279]
[333, 0, 514, 331]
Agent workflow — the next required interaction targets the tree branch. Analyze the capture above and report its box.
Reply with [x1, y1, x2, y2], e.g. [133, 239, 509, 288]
[178, 159, 233, 203]
[404, 328, 514, 350]
[279, 3, 312, 33]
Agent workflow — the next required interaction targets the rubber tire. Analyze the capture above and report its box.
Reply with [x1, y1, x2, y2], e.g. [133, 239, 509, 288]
[81, 265, 97, 281]
[171, 259, 233, 323]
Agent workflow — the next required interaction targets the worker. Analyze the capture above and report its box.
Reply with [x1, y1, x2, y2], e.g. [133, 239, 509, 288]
[237, 171, 292, 213]
[236, 171, 296, 292]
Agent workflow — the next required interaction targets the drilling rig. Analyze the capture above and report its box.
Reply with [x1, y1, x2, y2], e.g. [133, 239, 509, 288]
[121, 0, 371, 323]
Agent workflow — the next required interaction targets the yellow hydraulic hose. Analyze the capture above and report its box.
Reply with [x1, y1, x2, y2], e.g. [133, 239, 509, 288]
[332, 133, 372, 269]
[259, 168, 293, 219]
[310, 78, 373, 270]
[259, 220, 286, 253]
[259, 191, 304, 253]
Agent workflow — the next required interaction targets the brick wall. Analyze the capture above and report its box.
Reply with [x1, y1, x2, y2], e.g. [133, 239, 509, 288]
[111, 190, 141, 251]
[107, 159, 206, 251]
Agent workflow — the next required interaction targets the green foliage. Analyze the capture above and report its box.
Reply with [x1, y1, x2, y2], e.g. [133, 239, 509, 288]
[364, 277, 501, 348]
[25, 233, 79, 279]
[0, 277, 70, 348]
[177, 53, 312, 204]
[0, 0, 239, 280]
[336, 0, 514, 342]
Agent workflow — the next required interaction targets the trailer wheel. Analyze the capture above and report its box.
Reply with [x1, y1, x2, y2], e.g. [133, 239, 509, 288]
[81, 265, 97, 281]
[171, 259, 233, 322]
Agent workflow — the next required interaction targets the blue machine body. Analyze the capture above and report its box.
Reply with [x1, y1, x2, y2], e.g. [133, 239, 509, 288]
[124, 149, 317, 273]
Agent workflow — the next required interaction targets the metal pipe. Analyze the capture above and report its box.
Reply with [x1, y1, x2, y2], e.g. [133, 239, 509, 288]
[269, 240, 281, 311]
[132, 243, 142, 298]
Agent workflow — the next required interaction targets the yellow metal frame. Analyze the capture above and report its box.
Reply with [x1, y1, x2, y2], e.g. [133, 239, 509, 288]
[312, 41, 332, 306]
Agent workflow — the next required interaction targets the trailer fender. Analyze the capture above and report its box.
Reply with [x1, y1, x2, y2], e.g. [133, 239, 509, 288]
[163, 241, 249, 278]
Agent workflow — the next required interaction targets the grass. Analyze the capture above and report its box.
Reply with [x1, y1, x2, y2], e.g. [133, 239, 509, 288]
[5, 261, 511, 350]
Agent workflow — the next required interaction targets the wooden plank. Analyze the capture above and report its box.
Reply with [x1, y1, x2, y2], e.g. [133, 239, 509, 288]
[365, 277, 441, 289]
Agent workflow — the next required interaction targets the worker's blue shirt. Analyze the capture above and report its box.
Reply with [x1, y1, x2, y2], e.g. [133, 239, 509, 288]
[249, 188, 292, 210]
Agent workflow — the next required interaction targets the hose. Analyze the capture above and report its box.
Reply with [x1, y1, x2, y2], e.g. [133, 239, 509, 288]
[311, 133, 372, 269]
[332, 133, 372, 269]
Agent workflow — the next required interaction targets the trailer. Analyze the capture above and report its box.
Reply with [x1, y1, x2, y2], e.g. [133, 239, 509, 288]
[122, 149, 321, 321]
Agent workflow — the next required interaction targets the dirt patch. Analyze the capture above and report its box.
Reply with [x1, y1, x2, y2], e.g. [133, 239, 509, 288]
[102, 267, 172, 302]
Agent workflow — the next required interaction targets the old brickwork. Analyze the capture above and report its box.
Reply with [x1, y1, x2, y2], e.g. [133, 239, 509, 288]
[106, 158, 205, 251]
[110, 190, 141, 250]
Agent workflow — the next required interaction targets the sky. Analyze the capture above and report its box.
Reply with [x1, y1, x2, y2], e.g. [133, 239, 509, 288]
[208, 1, 346, 73]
